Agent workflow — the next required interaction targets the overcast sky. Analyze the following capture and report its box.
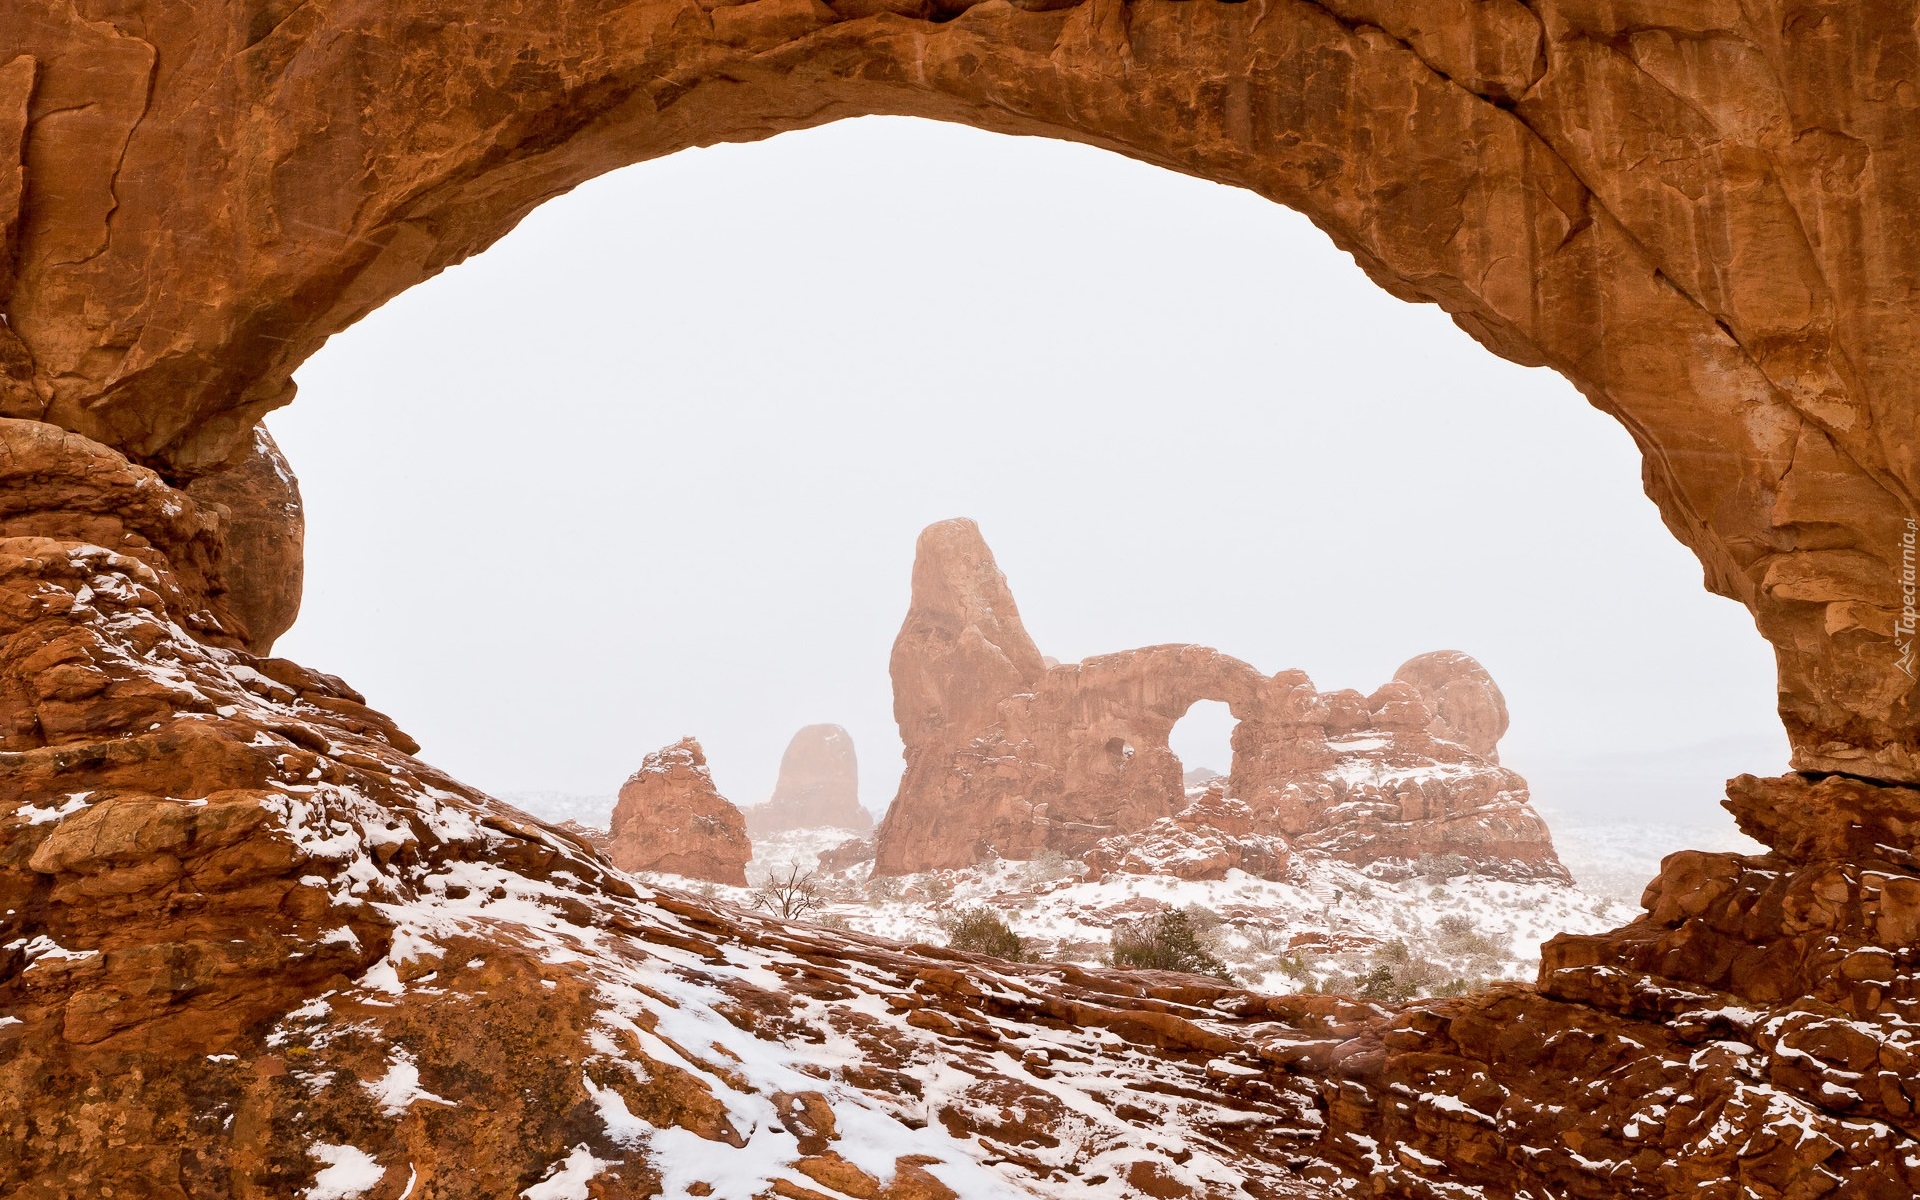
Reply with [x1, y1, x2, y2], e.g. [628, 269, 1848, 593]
[272, 116, 1788, 825]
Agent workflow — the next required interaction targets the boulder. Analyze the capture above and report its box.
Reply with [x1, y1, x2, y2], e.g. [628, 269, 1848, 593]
[745, 724, 870, 836]
[183, 427, 305, 654]
[817, 836, 876, 875]
[607, 738, 751, 886]
[1393, 650, 1509, 762]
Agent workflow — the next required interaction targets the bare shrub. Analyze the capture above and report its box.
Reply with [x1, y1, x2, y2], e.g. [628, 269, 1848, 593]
[1433, 913, 1511, 960]
[751, 863, 823, 920]
[1016, 851, 1075, 889]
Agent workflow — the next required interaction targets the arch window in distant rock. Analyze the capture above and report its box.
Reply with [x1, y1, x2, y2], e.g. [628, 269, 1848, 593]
[1169, 699, 1236, 796]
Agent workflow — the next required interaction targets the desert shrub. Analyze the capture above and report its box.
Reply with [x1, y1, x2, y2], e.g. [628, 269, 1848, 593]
[1432, 914, 1511, 960]
[1241, 923, 1287, 954]
[911, 873, 956, 905]
[942, 907, 1027, 961]
[1016, 850, 1075, 888]
[751, 863, 823, 920]
[1109, 909, 1231, 980]
[1181, 904, 1226, 939]
[1418, 853, 1470, 882]
[1356, 965, 1406, 1002]
[863, 875, 902, 904]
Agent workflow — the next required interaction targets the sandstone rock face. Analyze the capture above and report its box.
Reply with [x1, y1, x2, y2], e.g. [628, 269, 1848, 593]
[873, 521, 1566, 883]
[608, 738, 751, 886]
[1, 0, 1915, 783]
[1083, 788, 1290, 883]
[183, 426, 305, 654]
[745, 723, 870, 836]
[1393, 649, 1507, 763]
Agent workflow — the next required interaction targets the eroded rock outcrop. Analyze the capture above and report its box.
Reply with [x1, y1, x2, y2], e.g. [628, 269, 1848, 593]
[183, 426, 305, 654]
[873, 519, 1565, 883]
[607, 738, 752, 885]
[1083, 787, 1291, 882]
[745, 723, 870, 836]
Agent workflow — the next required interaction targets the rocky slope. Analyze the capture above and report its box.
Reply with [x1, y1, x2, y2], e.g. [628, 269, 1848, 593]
[875, 519, 1566, 884]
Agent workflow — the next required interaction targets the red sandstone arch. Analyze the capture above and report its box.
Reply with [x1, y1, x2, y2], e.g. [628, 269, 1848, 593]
[8, 5, 1920, 1194]
[4, 0, 1914, 782]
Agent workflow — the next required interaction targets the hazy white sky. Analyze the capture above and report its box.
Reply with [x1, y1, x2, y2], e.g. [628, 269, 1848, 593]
[273, 116, 1787, 822]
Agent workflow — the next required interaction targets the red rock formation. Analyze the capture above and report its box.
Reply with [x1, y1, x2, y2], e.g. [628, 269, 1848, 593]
[1083, 787, 1290, 882]
[1232, 665, 1567, 881]
[817, 835, 876, 875]
[1393, 649, 1508, 763]
[873, 521, 1565, 882]
[3, 0, 1914, 785]
[7, 1, 1920, 1193]
[607, 738, 752, 886]
[745, 723, 870, 836]
[183, 426, 305, 654]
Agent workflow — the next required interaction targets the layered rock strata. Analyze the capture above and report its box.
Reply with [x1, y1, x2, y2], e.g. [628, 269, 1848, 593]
[873, 519, 1565, 882]
[745, 723, 871, 836]
[607, 738, 752, 886]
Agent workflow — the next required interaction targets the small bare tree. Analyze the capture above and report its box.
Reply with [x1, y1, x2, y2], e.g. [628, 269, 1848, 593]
[752, 863, 823, 920]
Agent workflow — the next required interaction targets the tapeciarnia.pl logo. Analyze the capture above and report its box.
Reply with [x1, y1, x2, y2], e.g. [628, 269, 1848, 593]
[1900, 518, 1918, 679]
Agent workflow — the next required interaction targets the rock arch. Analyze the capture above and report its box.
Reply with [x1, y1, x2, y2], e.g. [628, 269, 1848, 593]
[4, 0, 1916, 778]
[7, 4, 1920, 1195]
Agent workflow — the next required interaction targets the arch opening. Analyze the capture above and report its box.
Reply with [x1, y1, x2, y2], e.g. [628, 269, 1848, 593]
[269, 117, 1786, 893]
[1168, 699, 1235, 794]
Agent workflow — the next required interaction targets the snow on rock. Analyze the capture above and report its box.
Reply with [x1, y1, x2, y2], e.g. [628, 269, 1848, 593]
[304, 1144, 385, 1200]
[363, 1048, 454, 1117]
[518, 1146, 610, 1199]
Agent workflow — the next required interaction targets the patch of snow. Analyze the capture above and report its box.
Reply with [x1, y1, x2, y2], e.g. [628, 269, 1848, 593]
[304, 1144, 384, 1200]
[15, 792, 91, 824]
[583, 1073, 649, 1146]
[520, 1146, 610, 1200]
[363, 1049, 453, 1117]
[18, 935, 99, 967]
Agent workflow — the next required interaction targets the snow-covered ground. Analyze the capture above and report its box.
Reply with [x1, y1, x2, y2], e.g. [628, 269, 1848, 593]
[1538, 814, 1765, 903]
[641, 826, 1639, 1001]
[498, 790, 613, 829]
[499, 793, 1716, 999]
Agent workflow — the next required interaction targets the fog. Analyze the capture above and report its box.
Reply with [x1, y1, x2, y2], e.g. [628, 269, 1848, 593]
[273, 115, 1787, 828]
